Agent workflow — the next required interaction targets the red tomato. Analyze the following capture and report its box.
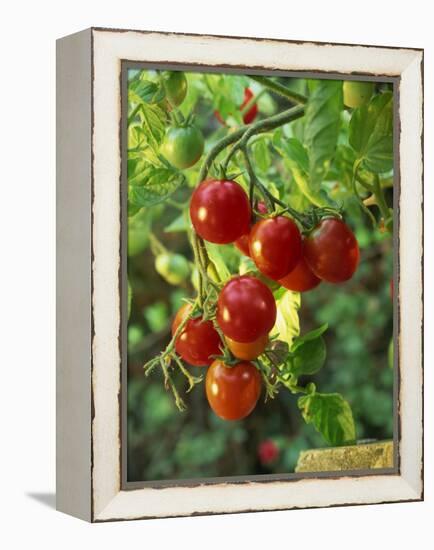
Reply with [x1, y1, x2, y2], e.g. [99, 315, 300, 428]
[241, 87, 258, 124]
[304, 217, 360, 283]
[258, 439, 279, 465]
[190, 179, 251, 244]
[172, 304, 222, 366]
[217, 275, 276, 343]
[215, 87, 258, 126]
[206, 359, 262, 420]
[249, 216, 302, 280]
[278, 241, 321, 292]
[226, 333, 268, 361]
[234, 201, 268, 257]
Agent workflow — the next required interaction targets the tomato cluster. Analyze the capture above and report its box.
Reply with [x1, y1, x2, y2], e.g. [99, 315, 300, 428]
[183, 177, 361, 420]
[191, 179, 359, 288]
[172, 274, 274, 421]
[160, 72, 360, 422]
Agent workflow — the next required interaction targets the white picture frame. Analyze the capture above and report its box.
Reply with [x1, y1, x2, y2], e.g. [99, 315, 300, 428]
[56, 27, 423, 522]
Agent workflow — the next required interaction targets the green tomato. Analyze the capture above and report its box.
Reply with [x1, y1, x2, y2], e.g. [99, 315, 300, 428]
[162, 71, 188, 107]
[155, 253, 190, 285]
[161, 125, 204, 169]
[343, 81, 374, 108]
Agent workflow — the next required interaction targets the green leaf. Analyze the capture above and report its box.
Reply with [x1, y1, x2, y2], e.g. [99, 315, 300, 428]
[129, 166, 185, 207]
[270, 290, 300, 347]
[204, 242, 231, 282]
[291, 323, 328, 351]
[290, 336, 326, 377]
[128, 157, 149, 186]
[272, 134, 328, 207]
[349, 92, 393, 173]
[252, 139, 271, 173]
[304, 80, 343, 186]
[129, 80, 165, 104]
[138, 103, 167, 153]
[298, 392, 356, 446]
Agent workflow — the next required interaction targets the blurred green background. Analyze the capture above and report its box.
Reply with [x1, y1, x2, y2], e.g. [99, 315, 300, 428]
[127, 71, 394, 482]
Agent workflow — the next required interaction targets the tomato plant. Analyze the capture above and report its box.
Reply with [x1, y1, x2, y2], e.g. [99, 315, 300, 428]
[304, 218, 360, 283]
[190, 179, 251, 244]
[205, 359, 262, 420]
[172, 304, 222, 366]
[128, 69, 393, 452]
[216, 275, 276, 343]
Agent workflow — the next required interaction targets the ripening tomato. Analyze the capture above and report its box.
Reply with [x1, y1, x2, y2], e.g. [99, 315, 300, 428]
[161, 71, 188, 107]
[343, 81, 374, 109]
[172, 304, 222, 366]
[278, 241, 321, 292]
[249, 216, 302, 280]
[215, 87, 258, 125]
[190, 179, 251, 244]
[217, 275, 276, 343]
[240, 87, 259, 124]
[161, 125, 204, 169]
[226, 333, 268, 361]
[258, 439, 279, 465]
[206, 359, 262, 420]
[304, 217, 360, 283]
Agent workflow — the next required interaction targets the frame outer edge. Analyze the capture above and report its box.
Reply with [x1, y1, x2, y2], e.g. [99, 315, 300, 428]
[88, 29, 424, 521]
[56, 28, 93, 522]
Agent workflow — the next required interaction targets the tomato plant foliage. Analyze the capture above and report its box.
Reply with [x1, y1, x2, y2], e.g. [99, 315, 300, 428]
[127, 69, 394, 452]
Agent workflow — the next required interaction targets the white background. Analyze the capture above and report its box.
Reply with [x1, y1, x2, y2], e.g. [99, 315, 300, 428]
[1, 0, 432, 547]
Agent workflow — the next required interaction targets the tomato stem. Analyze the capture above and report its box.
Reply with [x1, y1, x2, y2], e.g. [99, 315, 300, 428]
[241, 146, 311, 229]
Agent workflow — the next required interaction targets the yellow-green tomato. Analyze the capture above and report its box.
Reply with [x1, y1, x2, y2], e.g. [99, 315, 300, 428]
[162, 71, 188, 107]
[343, 81, 374, 108]
[161, 125, 204, 169]
[155, 253, 190, 285]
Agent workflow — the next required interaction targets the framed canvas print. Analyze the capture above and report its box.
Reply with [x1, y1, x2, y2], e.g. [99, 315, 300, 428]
[56, 27, 423, 522]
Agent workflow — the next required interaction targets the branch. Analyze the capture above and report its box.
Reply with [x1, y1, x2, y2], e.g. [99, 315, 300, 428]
[249, 75, 307, 105]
